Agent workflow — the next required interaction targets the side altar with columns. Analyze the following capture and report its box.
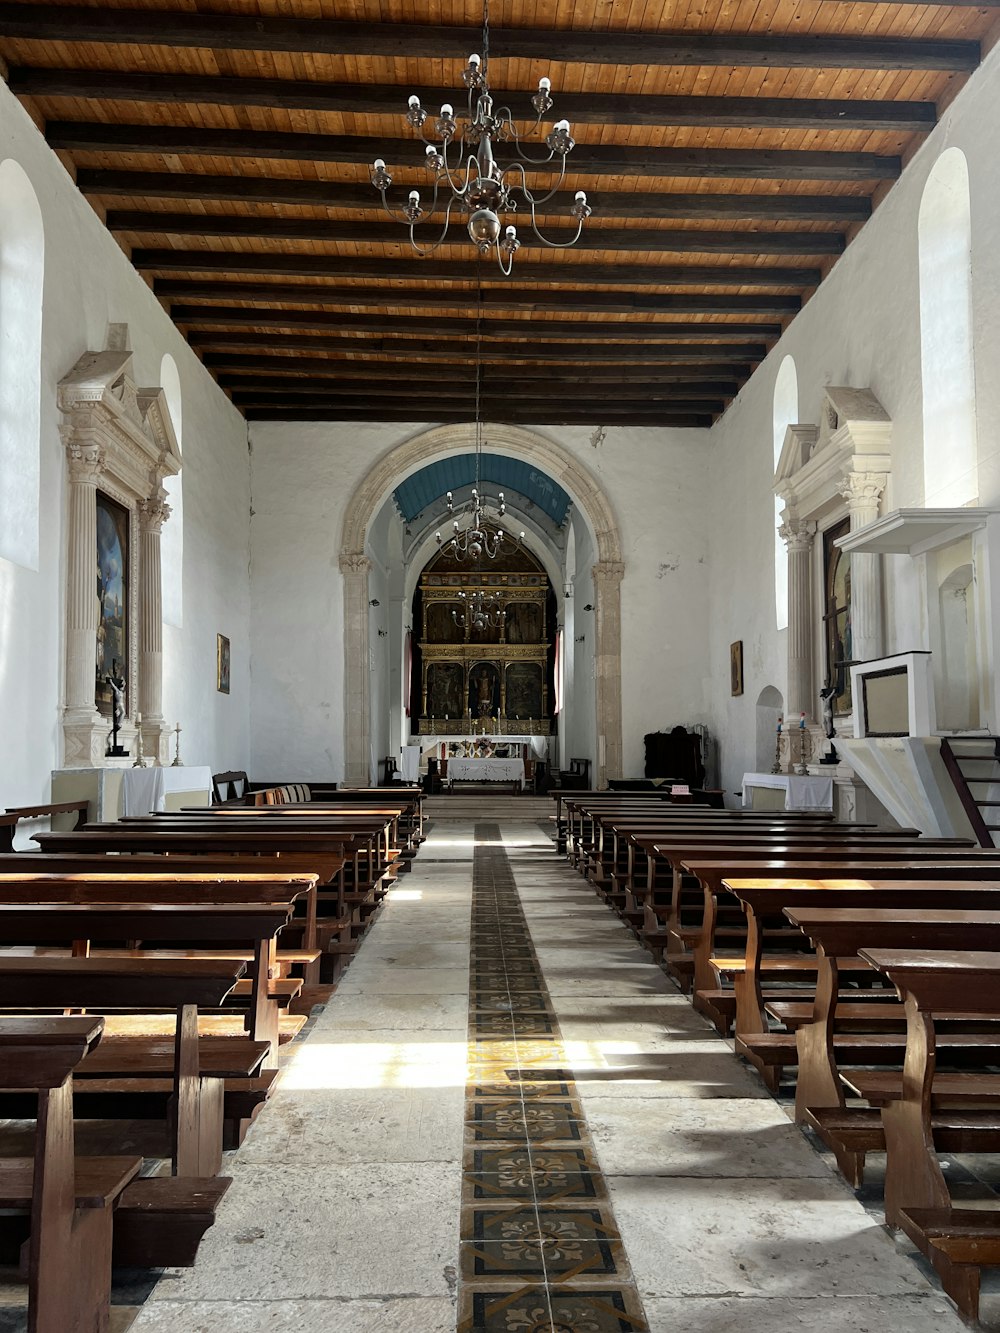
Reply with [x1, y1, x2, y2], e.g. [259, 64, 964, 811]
[773, 386, 892, 822]
[58, 335, 181, 769]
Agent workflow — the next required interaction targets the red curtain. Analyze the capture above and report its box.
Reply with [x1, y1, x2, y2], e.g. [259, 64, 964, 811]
[404, 631, 412, 717]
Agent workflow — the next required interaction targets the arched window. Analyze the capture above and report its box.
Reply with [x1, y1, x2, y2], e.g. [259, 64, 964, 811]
[0, 159, 44, 570]
[772, 355, 798, 631]
[159, 353, 183, 627]
[919, 147, 977, 507]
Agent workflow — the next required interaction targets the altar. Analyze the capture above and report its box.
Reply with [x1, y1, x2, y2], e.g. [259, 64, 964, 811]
[741, 771, 835, 812]
[448, 757, 526, 789]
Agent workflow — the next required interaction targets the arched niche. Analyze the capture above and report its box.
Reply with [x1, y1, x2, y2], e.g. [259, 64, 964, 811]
[339, 424, 624, 787]
[0, 158, 44, 571]
[755, 685, 784, 774]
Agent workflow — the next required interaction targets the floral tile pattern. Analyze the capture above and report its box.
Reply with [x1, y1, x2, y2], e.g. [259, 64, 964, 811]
[458, 824, 649, 1333]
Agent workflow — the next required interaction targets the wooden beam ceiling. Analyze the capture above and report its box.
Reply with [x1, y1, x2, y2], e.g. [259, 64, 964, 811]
[0, 0, 991, 425]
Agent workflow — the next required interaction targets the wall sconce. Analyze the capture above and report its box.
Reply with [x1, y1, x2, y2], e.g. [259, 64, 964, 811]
[369, 598, 381, 607]
[583, 603, 594, 612]
[377, 628, 388, 637]
[575, 634, 586, 643]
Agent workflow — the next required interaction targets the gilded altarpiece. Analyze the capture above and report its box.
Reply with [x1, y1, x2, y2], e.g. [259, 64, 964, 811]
[416, 539, 552, 734]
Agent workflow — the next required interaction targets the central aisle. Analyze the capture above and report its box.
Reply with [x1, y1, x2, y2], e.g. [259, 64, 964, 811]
[132, 806, 965, 1333]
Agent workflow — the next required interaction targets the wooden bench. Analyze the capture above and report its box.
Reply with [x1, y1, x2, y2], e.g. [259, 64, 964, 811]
[846, 948, 1000, 1321]
[0, 800, 89, 853]
[0, 1015, 141, 1333]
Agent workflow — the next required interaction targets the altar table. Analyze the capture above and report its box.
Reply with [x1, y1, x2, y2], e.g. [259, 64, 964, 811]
[448, 758, 526, 789]
[121, 765, 214, 815]
[740, 771, 834, 812]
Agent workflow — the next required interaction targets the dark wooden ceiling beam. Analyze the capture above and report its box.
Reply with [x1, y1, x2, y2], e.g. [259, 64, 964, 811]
[49, 121, 900, 182]
[203, 352, 754, 376]
[172, 304, 783, 340]
[80, 170, 873, 223]
[8, 67, 940, 133]
[155, 278, 801, 315]
[196, 335, 761, 363]
[107, 211, 846, 256]
[230, 390, 728, 414]
[217, 373, 742, 396]
[216, 364, 747, 384]
[134, 248, 821, 288]
[243, 407, 717, 425]
[0, 6, 978, 70]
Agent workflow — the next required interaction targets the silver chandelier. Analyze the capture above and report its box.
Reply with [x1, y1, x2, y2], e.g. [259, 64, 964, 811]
[369, 0, 593, 276]
[452, 586, 506, 633]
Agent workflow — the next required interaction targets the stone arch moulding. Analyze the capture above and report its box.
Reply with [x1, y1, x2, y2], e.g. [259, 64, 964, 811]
[339, 423, 624, 788]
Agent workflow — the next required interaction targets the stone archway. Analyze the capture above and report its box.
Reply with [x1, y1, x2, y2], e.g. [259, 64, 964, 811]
[339, 424, 624, 788]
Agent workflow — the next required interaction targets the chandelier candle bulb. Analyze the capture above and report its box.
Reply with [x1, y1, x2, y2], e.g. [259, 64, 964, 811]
[441, 104, 453, 117]
[539, 77, 551, 92]
[468, 54, 481, 68]
[408, 95, 420, 109]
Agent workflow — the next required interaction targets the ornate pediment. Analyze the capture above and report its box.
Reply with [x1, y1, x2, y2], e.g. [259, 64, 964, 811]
[775, 386, 892, 524]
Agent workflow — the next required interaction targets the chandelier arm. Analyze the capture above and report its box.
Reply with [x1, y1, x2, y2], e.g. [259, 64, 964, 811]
[375, 187, 433, 228]
[526, 208, 587, 250]
[496, 244, 515, 277]
[437, 139, 476, 200]
[514, 154, 571, 206]
[407, 195, 460, 257]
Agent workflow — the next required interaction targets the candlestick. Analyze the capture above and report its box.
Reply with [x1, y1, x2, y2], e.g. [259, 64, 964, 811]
[132, 715, 148, 768]
[171, 722, 183, 767]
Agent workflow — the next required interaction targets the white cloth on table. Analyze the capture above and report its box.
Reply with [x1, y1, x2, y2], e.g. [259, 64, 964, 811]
[399, 746, 421, 782]
[740, 771, 834, 812]
[120, 765, 214, 815]
[449, 758, 526, 787]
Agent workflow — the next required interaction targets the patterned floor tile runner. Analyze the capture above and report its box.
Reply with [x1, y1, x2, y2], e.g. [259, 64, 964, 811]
[458, 823, 649, 1333]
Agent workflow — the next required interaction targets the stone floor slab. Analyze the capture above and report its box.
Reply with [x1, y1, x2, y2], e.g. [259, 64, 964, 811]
[131, 1297, 456, 1331]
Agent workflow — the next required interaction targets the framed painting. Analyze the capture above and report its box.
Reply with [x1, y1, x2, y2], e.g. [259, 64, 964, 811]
[217, 633, 231, 694]
[730, 640, 744, 697]
[95, 491, 129, 716]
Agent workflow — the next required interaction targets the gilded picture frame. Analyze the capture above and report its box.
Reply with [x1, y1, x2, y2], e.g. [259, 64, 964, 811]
[217, 633, 231, 694]
[730, 640, 744, 697]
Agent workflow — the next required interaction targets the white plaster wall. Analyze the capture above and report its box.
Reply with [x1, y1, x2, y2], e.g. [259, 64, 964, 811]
[703, 42, 1000, 800]
[0, 81, 251, 804]
[249, 421, 712, 780]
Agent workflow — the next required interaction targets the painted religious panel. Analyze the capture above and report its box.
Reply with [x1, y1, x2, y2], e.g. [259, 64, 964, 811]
[95, 491, 129, 716]
[823, 517, 853, 715]
[506, 662, 543, 720]
[427, 661, 464, 719]
[505, 601, 542, 644]
[469, 661, 500, 718]
[425, 601, 464, 644]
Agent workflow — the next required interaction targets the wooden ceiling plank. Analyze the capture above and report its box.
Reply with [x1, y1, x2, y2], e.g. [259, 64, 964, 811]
[215, 364, 750, 384]
[107, 210, 845, 254]
[216, 374, 743, 395]
[133, 246, 822, 286]
[80, 169, 874, 220]
[192, 333, 765, 362]
[47, 120, 902, 180]
[153, 276, 801, 314]
[0, 7, 980, 70]
[242, 408, 717, 425]
[8, 67, 939, 133]
[171, 304, 783, 338]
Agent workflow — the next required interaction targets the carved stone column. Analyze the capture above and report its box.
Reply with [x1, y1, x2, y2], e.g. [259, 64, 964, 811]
[63, 442, 105, 759]
[841, 471, 888, 665]
[592, 559, 625, 787]
[780, 518, 817, 719]
[340, 550, 373, 786]
[138, 494, 171, 764]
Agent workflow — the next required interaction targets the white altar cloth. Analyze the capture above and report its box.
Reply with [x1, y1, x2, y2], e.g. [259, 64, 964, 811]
[121, 765, 214, 815]
[449, 758, 526, 788]
[741, 771, 834, 812]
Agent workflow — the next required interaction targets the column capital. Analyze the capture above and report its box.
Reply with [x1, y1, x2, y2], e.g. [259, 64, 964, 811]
[591, 560, 625, 585]
[839, 470, 888, 515]
[779, 518, 816, 553]
[339, 550, 372, 577]
[66, 442, 105, 485]
[138, 496, 171, 534]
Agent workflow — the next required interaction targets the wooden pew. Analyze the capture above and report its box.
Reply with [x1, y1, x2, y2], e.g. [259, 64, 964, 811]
[849, 948, 1000, 1321]
[0, 801, 89, 853]
[0, 1015, 141, 1333]
[782, 901, 1000, 1183]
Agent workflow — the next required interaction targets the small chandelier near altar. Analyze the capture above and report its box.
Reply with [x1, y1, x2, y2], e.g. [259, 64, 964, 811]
[436, 488, 523, 561]
[369, 0, 593, 276]
[452, 586, 505, 633]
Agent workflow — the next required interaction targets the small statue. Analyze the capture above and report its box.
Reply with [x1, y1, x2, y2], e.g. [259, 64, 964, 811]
[105, 659, 128, 756]
[819, 684, 837, 740]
